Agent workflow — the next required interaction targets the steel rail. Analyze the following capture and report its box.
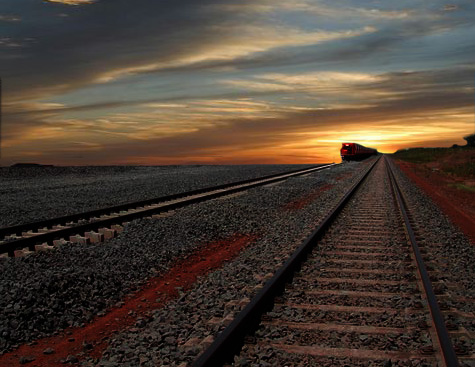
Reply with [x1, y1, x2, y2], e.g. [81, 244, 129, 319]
[191, 157, 380, 367]
[0, 165, 328, 239]
[1, 164, 336, 256]
[386, 157, 459, 367]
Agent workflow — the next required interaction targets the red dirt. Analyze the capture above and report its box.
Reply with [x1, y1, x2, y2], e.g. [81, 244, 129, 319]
[395, 160, 475, 245]
[0, 234, 257, 367]
[283, 184, 334, 211]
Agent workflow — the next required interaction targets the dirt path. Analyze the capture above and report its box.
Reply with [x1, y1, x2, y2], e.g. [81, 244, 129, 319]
[395, 160, 475, 245]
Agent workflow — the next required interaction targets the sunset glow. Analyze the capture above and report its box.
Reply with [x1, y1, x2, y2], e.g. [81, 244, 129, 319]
[1, 0, 474, 165]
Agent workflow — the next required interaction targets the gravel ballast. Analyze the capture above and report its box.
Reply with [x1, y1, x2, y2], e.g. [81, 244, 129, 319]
[0, 164, 314, 228]
[2, 158, 473, 366]
[390, 160, 475, 361]
[89, 160, 375, 366]
[96, 157, 475, 367]
[0, 161, 368, 358]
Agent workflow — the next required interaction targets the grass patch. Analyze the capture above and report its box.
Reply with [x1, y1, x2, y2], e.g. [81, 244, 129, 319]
[448, 183, 475, 193]
[443, 162, 475, 177]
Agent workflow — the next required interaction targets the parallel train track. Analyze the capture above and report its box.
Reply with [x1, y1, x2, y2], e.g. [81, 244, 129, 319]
[0, 164, 336, 257]
[193, 157, 474, 367]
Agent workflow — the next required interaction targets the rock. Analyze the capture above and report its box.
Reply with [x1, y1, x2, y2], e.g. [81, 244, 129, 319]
[83, 341, 93, 350]
[19, 355, 36, 364]
[65, 354, 79, 363]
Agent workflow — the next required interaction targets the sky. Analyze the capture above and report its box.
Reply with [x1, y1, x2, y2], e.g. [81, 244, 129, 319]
[1, 0, 474, 165]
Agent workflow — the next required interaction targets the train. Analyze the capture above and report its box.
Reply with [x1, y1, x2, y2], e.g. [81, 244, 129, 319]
[340, 143, 378, 161]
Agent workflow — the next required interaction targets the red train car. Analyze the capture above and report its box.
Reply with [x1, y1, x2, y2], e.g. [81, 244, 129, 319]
[340, 143, 378, 161]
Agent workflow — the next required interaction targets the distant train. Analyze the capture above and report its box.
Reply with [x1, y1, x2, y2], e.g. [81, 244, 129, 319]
[340, 143, 378, 161]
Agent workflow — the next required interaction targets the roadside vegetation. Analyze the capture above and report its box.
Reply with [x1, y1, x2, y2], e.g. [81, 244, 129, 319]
[392, 146, 475, 179]
[393, 147, 458, 163]
[448, 183, 475, 192]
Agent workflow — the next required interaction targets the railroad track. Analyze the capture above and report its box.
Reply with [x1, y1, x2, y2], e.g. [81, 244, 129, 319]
[193, 156, 474, 367]
[0, 164, 336, 257]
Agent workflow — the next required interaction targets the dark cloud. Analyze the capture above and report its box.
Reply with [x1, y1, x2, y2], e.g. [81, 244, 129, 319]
[4, 0, 474, 103]
[0, 0, 257, 101]
[6, 65, 473, 117]
[110, 13, 475, 81]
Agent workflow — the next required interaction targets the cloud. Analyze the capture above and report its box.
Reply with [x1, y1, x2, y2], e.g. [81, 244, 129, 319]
[115, 16, 475, 84]
[217, 1, 418, 20]
[142, 103, 188, 109]
[3, 0, 472, 105]
[4, 65, 474, 165]
[0, 0, 380, 103]
[223, 71, 387, 96]
[0, 14, 21, 22]
[223, 80, 294, 92]
[0, 37, 35, 48]
[44, 0, 97, 5]
[95, 25, 375, 83]
[90, 96, 471, 164]
[261, 71, 384, 84]
[442, 4, 459, 12]
[280, 1, 416, 20]
[1, 0, 255, 101]
[2, 0, 475, 165]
